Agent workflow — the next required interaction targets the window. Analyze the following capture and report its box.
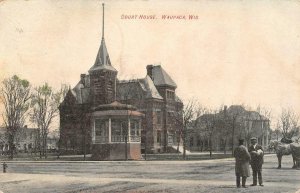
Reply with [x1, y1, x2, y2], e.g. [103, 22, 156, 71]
[168, 134, 173, 146]
[166, 90, 175, 100]
[157, 130, 161, 143]
[157, 111, 162, 124]
[111, 119, 122, 136]
[130, 120, 139, 136]
[95, 119, 108, 136]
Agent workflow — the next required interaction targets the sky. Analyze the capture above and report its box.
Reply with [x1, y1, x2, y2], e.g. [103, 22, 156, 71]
[0, 0, 300, 129]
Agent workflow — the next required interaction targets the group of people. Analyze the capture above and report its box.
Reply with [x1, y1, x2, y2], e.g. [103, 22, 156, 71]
[234, 137, 264, 188]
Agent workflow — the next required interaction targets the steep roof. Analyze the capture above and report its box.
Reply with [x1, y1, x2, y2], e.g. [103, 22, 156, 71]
[69, 81, 90, 104]
[88, 38, 117, 72]
[117, 76, 163, 100]
[141, 75, 163, 99]
[151, 65, 177, 88]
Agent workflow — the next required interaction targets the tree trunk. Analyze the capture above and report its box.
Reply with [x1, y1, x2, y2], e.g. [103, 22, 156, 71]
[8, 133, 14, 159]
[144, 132, 147, 160]
[183, 129, 186, 160]
[231, 122, 235, 156]
[44, 136, 48, 159]
[209, 137, 212, 158]
[224, 139, 227, 155]
[176, 135, 180, 153]
[83, 133, 86, 161]
[42, 133, 45, 157]
[38, 129, 42, 158]
[125, 135, 128, 160]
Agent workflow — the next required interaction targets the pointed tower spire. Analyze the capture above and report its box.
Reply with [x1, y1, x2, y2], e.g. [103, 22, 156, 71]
[89, 3, 116, 73]
[102, 3, 105, 39]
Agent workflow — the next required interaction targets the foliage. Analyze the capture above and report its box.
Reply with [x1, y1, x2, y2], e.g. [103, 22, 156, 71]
[30, 83, 68, 158]
[0, 75, 31, 158]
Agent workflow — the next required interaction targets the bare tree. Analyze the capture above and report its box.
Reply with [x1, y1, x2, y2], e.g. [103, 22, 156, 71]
[272, 120, 282, 141]
[228, 107, 242, 156]
[30, 83, 68, 158]
[217, 105, 231, 154]
[278, 108, 299, 139]
[0, 75, 31, 159]
[256, 105, 272, 146]
[170, 99, 199, 159]
[198, 108, 220, 158]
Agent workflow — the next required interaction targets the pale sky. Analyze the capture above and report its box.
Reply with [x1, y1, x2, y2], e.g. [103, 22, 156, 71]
[0, 0, 300, 129]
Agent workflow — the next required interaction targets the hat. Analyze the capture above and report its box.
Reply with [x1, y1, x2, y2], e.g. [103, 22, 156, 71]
[238, 139, 244, 145]
[250, 137, 257, 140]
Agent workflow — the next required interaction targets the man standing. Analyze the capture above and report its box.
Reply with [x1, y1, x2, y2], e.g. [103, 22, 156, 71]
[249, 137, 264, 186]
[234, 139, 250, 188]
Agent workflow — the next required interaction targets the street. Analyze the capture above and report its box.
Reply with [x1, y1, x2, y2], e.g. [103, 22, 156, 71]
[0, 154, 299, 193]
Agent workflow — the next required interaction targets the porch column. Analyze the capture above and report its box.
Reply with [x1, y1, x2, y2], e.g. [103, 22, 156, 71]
[128, 118, 131, 142]
[139, 120, 141, 136]
[109, 118, 111, 143]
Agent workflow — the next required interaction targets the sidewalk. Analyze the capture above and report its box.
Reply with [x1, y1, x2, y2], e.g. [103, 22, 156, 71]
[0, 152, 276, 162]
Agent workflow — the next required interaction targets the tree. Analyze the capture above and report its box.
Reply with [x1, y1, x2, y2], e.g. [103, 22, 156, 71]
[217, 105, 232, 154]
[30, 83, 67, 158]
[256, 105, 272, 146]
[0, 75, 31, 159]
[228, 106, 243, 156]
[198, 108, 219, 158]
[171, 99, 199, 159]
[278, 108, 299, 139]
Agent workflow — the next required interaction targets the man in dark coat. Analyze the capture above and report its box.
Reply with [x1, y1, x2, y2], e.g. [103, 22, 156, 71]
[234, 139, 250, 188]
[249, 137, 264, 186]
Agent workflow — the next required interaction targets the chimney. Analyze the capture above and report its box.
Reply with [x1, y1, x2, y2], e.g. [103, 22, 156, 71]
[146, 65, 153, 80]
[80, 74, 86, 86]
[224, 105, 227, 115]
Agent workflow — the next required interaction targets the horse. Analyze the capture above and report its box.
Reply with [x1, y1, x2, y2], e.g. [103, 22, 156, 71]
[269, 140, 298, 169]
[290, 142, 300, 169]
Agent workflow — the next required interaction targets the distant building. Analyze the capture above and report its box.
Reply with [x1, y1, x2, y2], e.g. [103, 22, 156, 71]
[47, 136, 59, 151]
[0, 126, 39, 154]
[187, 105, 271, 152]
[59, 4, 183, 160]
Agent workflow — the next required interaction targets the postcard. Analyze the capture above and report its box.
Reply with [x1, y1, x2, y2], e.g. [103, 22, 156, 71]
[0, 1, 300, 193]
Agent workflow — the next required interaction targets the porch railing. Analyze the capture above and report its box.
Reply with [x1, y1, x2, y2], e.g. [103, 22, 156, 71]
[94, 135, 141, 143]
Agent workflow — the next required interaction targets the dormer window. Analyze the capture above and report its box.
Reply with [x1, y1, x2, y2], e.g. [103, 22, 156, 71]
[166, 90, 175, 100]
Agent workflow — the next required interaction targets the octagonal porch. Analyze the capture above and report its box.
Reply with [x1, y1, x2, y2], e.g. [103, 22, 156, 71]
[91, 101, 144, 160]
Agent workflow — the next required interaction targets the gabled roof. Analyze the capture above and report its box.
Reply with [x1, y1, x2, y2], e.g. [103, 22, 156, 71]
[71, 81, 90, 104]
[88, 38, 117, 72]
[141, 75, 163, 99]
[151, 65, 177, 88]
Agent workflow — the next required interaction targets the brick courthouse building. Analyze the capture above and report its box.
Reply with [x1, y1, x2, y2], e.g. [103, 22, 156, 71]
[59, 4, 183, 160]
